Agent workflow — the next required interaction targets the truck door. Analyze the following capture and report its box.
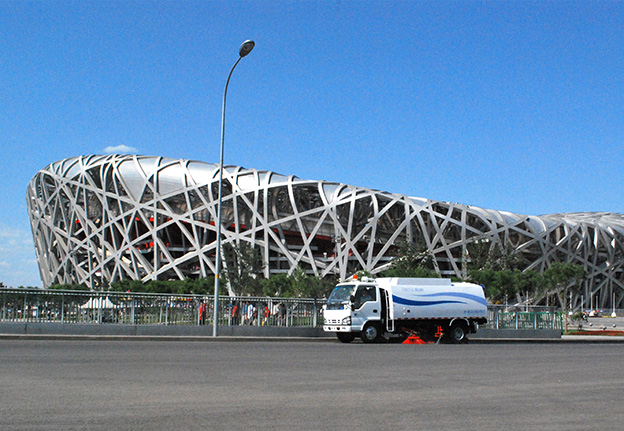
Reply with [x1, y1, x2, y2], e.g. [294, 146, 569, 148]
[379, 288, 393, 332]
[351, 285, 380, 330]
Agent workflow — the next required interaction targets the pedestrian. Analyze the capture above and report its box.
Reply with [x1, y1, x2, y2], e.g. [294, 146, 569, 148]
[263, 304, 270, 326]
[232, 302, 239, 325]
[199, 300, 206, 325]
[278, 303, 286, 326]
[247, 302, 256, 325]
[241, 301, 249, 325]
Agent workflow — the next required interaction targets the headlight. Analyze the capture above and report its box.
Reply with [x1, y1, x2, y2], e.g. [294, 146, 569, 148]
[341, 316, 351, 325]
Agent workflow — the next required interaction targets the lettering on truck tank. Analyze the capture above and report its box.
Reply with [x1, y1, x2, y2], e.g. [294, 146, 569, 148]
[463, 309, 484, 315]
[397, 287, 425, 293]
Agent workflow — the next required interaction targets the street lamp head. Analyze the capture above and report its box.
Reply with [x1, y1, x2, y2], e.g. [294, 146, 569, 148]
[239, 40, 255, 58]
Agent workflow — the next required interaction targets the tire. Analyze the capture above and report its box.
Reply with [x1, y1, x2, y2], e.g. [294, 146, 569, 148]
[360, 323, 381, 343]
[446, 323, 468, 344]
[336, 333, 355, 343]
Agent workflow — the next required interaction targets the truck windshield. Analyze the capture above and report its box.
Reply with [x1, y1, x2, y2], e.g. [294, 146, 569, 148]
[326, 285, 354, 310]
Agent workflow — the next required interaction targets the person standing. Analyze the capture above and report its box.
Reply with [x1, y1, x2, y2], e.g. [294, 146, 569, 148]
[248, 302, 256, 326]
[199, 300, 206, 325]
[232, 302, 239, 325]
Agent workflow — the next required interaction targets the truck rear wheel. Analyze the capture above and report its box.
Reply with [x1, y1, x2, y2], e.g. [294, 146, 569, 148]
[336, 333, 355, 343]
[446, 323, 468, 344]
[360, 323, 381, 343]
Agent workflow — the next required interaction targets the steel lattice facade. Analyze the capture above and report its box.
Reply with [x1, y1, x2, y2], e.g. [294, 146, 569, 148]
[27, 155, 624, 307]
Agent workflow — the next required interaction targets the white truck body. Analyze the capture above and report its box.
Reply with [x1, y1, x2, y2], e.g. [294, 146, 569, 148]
[323, 277, 487, 343]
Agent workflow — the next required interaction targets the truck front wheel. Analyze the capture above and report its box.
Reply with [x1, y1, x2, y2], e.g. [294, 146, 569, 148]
[360, 323, 381, 343]
[336, 333, 355, 343]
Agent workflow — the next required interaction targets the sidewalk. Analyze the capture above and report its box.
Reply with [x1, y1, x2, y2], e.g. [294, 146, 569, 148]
[471, 335, 624, 343]
[2, 332, 624, 343]
[0, 333, 333, 342]
[2, 319, 624, 342]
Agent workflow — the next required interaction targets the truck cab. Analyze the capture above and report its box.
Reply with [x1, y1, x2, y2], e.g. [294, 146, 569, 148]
[323, 278, 385, 343]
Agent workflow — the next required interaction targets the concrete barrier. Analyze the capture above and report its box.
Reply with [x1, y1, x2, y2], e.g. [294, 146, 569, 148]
[0, 322, 562, 340]
[471, 328, 561, 339]
[0, 322, 330, 338]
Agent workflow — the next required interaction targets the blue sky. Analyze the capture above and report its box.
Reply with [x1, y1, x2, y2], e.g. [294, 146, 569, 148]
[1, 0, 622, 287]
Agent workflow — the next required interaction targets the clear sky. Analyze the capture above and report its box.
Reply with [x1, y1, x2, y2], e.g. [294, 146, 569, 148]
[1, 0, 622, 287]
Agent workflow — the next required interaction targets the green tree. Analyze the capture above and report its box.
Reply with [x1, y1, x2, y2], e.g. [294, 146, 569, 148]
[261, 273, 293, 297]
[466, 238, 526, 272]
[541, 262, 587, 332]
[468, 268, 499, 301]
[222, 242, 265, 296]
[144, 280, 172, 294]
[513, 269, 544, 304]
[382, 241, 439, 278]
[288, 267, 335, 299]
[290, 267, 312, 297]
[302, 275, 335, 299]
[542, 262, 587, 308]
[109, 277, 220, 295]
[184, 277, 217, 295]
[468, 268, 544, 304]
[110, 279, 146, 293]
[49, 283, 90, 291]
[354, 270, 373, 279]
[468, 268, 519, 303]
[466, 238, 542, 304]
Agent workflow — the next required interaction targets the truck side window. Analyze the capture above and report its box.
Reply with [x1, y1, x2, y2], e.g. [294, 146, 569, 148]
[353, 286, 377, 309]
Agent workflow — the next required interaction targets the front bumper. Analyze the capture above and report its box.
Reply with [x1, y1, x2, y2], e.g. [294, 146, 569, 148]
[323, 325, 352, 333]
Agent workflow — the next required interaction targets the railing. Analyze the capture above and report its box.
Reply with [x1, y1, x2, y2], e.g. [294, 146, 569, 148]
[0, 288, 321, 328]
[1, 288, 564, 331]
[486, 305, 563, 330]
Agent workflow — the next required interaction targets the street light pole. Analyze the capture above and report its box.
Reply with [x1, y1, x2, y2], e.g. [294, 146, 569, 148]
[213, 40, 255, 337]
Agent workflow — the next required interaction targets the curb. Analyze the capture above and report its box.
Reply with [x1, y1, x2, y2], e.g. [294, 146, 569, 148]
[0, 334, 335, 342]
[2, 333, 624, 343]
[471, 337, 624, 344]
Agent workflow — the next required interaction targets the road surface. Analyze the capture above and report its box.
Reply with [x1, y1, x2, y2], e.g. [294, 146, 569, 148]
[0, 340, 621, 430]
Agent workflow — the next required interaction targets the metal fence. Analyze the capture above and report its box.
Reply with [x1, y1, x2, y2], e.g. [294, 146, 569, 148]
[486, 305, 563, 330]
[1, 288, 564, 331]
[0, 288, 321, 328]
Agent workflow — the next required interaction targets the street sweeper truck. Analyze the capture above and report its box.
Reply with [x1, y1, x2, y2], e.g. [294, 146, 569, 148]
[323, 277, 487, 343]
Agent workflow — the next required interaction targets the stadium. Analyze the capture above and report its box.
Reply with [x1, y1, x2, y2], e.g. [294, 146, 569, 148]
[27, 154, 624, 308]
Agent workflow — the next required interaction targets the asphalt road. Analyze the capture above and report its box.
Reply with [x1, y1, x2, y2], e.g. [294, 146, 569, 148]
[0, 340, 622, 430]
